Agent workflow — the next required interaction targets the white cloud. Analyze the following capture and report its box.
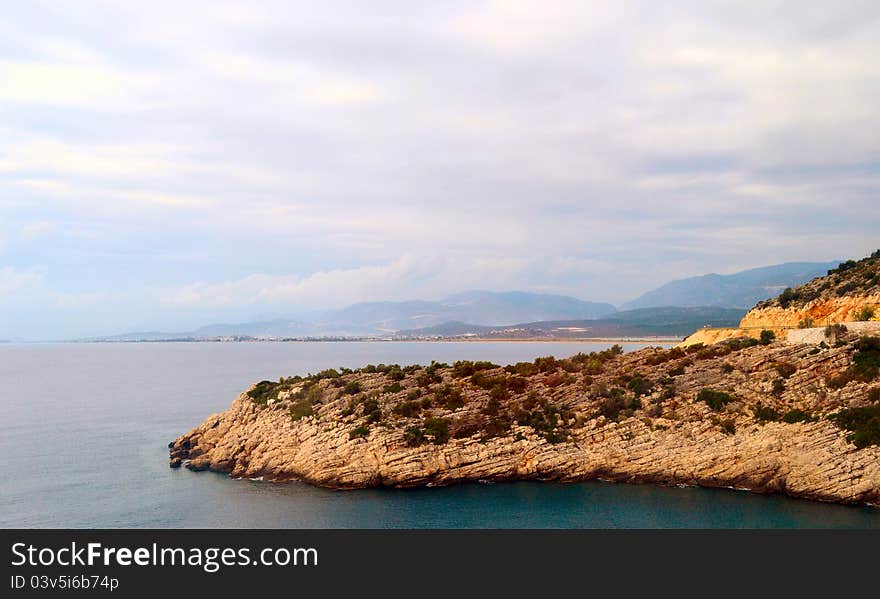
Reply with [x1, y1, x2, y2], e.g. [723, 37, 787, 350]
[0, 266, 44, 300]
[165, 253, 562, 310]
[0, 1, 878, 337]
[18, 220, 57, 240]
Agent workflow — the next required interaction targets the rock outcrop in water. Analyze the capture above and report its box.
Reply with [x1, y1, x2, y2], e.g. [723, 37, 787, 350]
[171, 252, 880, 505]
[171, 329, 880, 505]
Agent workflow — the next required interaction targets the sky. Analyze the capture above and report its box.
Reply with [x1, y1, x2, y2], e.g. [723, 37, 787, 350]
[2, 1, 879, 340]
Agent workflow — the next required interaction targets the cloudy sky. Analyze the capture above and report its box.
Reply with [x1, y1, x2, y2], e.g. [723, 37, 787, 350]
[2, 1, 879, 339]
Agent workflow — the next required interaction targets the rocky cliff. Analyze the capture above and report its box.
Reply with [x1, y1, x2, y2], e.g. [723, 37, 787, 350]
[740, 294, 880, 330]
[171, 331, 880, 505]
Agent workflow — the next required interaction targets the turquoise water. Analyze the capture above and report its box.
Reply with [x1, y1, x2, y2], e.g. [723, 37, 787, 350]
[2, 341, 879, 528]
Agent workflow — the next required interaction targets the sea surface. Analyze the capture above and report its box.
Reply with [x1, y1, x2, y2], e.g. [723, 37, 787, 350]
[2, 341, 879, 529]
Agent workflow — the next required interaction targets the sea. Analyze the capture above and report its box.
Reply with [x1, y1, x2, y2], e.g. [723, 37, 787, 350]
[2, 341, 878, 528]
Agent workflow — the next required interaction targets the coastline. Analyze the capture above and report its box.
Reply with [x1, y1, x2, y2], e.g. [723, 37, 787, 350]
[64, 337, 683, 344]
[170, 334, 880, 507]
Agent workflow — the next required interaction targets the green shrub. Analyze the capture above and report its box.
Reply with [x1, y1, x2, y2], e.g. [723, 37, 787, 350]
[386, 366, 405, 381]
[759, 330, 776, 345]
[289, 399, 314, 421]
[481, 415, 512, 440]
[830, 405, 880, 448]
[416, 370, 442, 388]
[362, 397, 382, 423]
[489, 383, 509, 403]
[521, 391, 539, 410]
[798, 316, 815, 329]
[344, 381, 362, 395]
[837, 281, 859, 296]
[434, 384, 465, 410]
[470, 371, 504, 391]
[721, 363, 735, 374]
[754, 402, 780, 422]
[405, 388, 422, 400]
[340, 398, 357, 417]
[829, 260, 858, 275]
[382, 382, 403, 394]
[697, 389, 735, 411]
[247, 380, 278, 405]
[423, 417, 451, 444]
[725, 337, 759, 351]
[482, 396, 501, 417]
[349, 425, 370, 439]
[825, 324, 848, 339]
[597, 394, 640, 421]
[392, 400, 422, 418]
[829, 336, 880, 388]
[534, 356, 559, 373]
[404, 426, 426, 447]
[451, 360, 498, 378]
[507, 376, 528, 393]
[856, 306, 876, 322]
[853, 336, 880, 380]
[778, 287, 799, 308]
[774, 362, 797, 379]
[826, 372, 853, 389]
[781, 409, 813, 424]
[772, 378, 786, 396]
[668, 362, 687, 377]
[868, 387, 880, 403]
[313, 368, 340, 380]
[627, 375, 653, 397]
[451, 416, 483, 439]
[514, 400, 567, 442]
[506, 361, 539, 376]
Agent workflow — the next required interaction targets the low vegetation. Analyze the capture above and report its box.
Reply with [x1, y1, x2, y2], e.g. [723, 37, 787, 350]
[242, 329, 880, 456]
[758, 250, 880, 310]
[830, 406, 880, 448]
[856, 306, 876, 322]
[753, 402, 780, 423]
[826, 336, 880, 389]
[697, 389, 735, 411]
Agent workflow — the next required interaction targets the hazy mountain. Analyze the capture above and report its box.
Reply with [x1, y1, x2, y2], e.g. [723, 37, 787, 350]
[91, 258, 837, 341]
[396, 306, 747, 339]
[296, 291, 617, 334]
[621, 261, 841, 310]
[95, 291, 617, 340]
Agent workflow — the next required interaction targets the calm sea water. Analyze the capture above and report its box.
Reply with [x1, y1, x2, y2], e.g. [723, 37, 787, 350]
[2, 341, 879, 529]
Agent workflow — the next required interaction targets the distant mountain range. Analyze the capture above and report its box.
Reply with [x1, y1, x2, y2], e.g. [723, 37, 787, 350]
[93, 291, 617, 340]
[92, 260, 841, 341]
[395, 306, 747, 339]
[621, 261, 840, 310]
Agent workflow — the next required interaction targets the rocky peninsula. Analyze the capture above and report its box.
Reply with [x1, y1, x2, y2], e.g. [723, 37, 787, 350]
[170, 252, 880, 506]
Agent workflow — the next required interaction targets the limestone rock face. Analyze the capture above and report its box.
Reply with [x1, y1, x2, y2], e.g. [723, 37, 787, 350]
[170, 335, 880, 506]
[740, 294, 880, 330]
[679, 327, 749, 348]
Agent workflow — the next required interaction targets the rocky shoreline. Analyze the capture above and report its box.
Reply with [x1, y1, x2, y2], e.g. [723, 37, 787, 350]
[170, 331, 880, 506]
